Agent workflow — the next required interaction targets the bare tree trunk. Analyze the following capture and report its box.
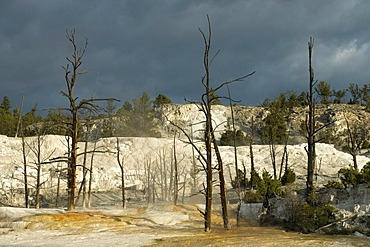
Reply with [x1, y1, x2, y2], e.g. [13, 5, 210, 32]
[55, 164, 61, 207]
[82, 140, 88, 208]
[182, 173, 187, 204]
[241, 162, 246, 191]
[169, 152, 174, 202]
[145, 159, 152, 205]
[158, 156, 164, 201]
[62, 29, 116, 211]
[120, 165, 125, 208]
[173, 132, 179, 205]
[151, 170, 156, 204]
[87, 141, 96, 208]
[279, 143, 288, 180]
[249, 117, 255, 189]
[15, 93, 24, 138]
[18, 93, 28, 208]
[211, 130, 230, 229]
[76, 139, 89, 208]
[116, 138, 126, 209]
[62, 29, 88, 211]
[21, 129, 29, 208]
[190, 126, 198, 194]
[166, 15, 254, 232]
[344, 114, 358, 170]
[204, 76, 213, 231]
[227, 86, 240, 226]
[68, 110, 78, 211]
[268, 142, 277, 180]
[35, 134, 42, 209]
[162, 150, 168, 201]
[307, 37, 316, 198]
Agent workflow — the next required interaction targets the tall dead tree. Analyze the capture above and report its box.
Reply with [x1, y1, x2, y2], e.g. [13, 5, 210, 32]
[305, 37, 333, 198]
[16, 93, 30, 208]
[249, 117, 256, 189]
[200, 16, 213, 231]
[306, 37, 316, 197]
[61, 29, 88, 211]
[18, 107, 29, 208]
[211, 128, 230, 229]
[227, 85, 243, 226]
[33, 134, 42, 208]
[173, 131, 179, 205]
[61, 29, 117, 211]
[167, 15, 254, 231]
[21, 129, 29, 208]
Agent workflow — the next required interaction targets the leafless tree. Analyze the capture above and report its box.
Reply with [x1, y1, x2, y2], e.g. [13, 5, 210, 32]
[26, 133, 56, 208]
[305, 37, 334, 198]
[87, 140, 97, 208]
[226, 85, 243, 226]
[306, 37, 317, 198]
[116, 138, 126, 208]
[155, 147, 169, 201]
[171, 132, 186, 205]
[60, 29, 117, 211]
[15, 93, 30, 208]
[249, 117, 256, 190]
[189, 126, 200, 194]
[18, 107, 29, 208]
[167, 15, 254, 231]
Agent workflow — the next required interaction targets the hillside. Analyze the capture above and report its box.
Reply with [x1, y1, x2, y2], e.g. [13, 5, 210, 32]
[158, 103, 370, 146]
[1, 103, 370, 208]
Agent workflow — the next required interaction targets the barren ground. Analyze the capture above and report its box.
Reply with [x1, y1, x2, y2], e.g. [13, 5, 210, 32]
[1, 204, 370, 247]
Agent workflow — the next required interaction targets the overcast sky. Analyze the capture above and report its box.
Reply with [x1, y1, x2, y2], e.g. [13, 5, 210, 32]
[1, 0, 370, 113]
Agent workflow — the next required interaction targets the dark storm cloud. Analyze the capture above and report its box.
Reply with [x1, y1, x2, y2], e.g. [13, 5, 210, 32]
[1, 0, 370, 113]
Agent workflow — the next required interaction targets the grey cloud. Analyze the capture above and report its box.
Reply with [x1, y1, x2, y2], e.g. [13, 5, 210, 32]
[1, 0, 370, 112]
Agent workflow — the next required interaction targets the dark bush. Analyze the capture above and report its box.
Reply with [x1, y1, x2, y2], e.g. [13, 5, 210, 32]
[338, 165, 361, 188]
[360, 162, 370, 184]
[281, 168, 296, 185]
[324, 180, 345, 190]
[220, 129, 249, 146]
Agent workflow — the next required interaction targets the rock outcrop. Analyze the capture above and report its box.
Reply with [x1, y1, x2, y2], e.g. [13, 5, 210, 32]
[1, 103, 370, 207]
[0, 135, 369, 206]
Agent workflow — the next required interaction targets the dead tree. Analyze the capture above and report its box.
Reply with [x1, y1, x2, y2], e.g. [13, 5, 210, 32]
[200, 16, 213, 232]
[155, 147, 170, 201]
[60, 29, 117, 211]
[227, 85, 241, 226]
[87, 140, 97, 208]
[19, 120, 29, 208]
[306, 37, 316, 198]
[16, 93, 30, 208]
[189, 125, 199, 194]
[116, 138, 126, 209]
[305, 37, 334, 198]
[211, 127, 230, 229]
[173, 131, 179, 205]
[249, 117, 256, 189]
[26, 133, 56, 208]
[74, 133, 89, 208]
[167, 15, 254, 231]
[21, 134, 29, 208]
[33, 134, 43, 208]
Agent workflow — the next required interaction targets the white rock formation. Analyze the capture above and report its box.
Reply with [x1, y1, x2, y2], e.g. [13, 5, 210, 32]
[1, 133, 369, 206]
